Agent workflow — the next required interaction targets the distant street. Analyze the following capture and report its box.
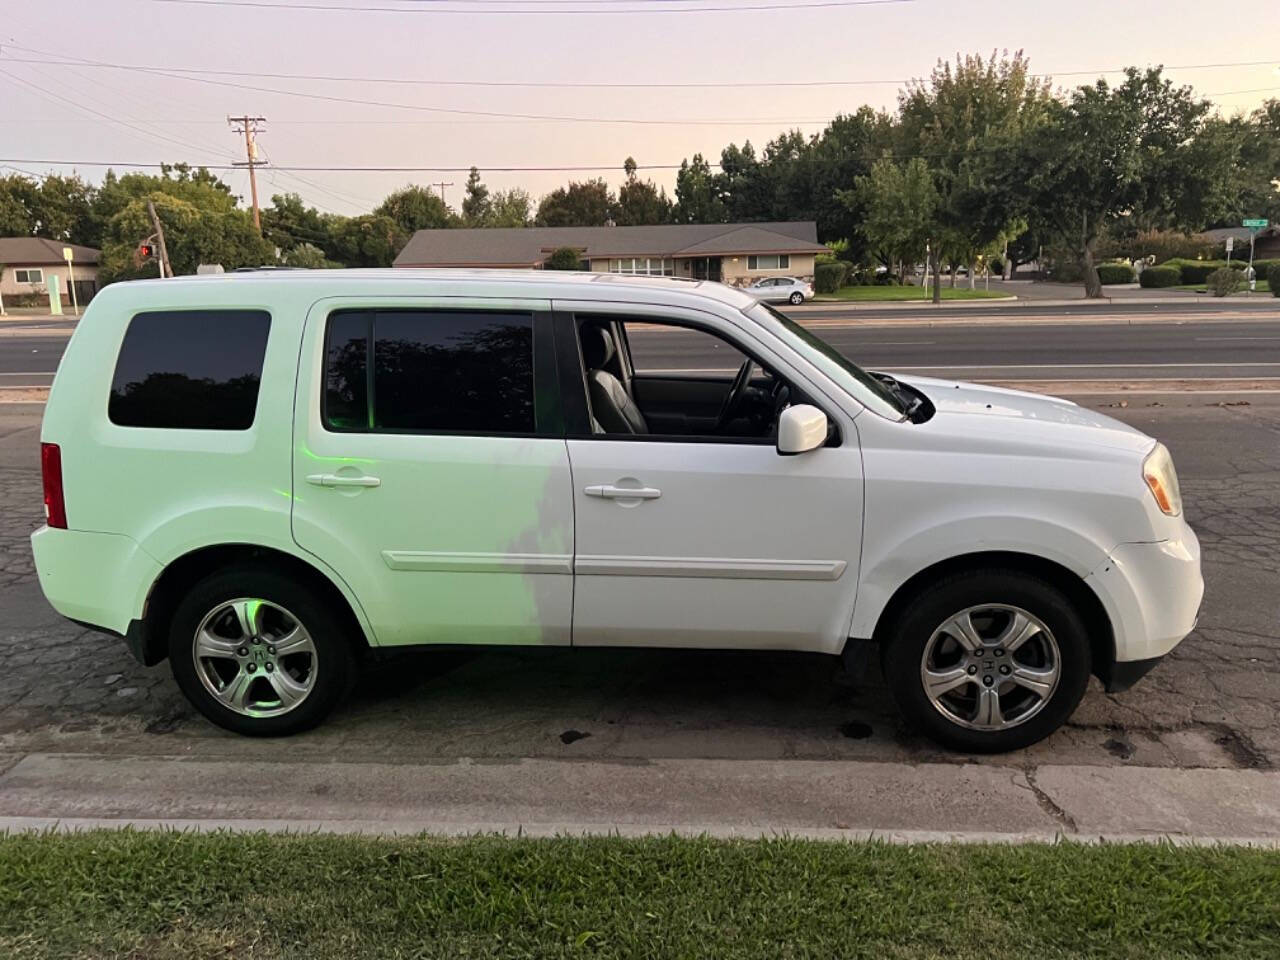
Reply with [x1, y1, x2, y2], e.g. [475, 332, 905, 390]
[3, 300, 1279, 389]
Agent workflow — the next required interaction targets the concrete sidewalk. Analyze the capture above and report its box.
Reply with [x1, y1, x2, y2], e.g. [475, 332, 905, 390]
[1, 752, 1277, 845]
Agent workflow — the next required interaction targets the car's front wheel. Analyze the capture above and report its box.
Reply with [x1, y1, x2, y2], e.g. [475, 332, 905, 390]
[789, 291, 804, 304]
[168, 565, 357, 736]
[880, 569, 1091, 752]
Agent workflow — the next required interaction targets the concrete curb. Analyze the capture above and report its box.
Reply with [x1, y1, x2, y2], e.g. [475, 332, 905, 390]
[2, 754, 1276, 847]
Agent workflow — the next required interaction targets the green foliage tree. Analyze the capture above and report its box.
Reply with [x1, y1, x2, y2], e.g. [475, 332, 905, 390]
[324, 214, 404, 268]
[1016, 67, 1222, 297]
[536, 179, 615, 227]
[809, 108, 896, 258]
[487, 188, 532, 228]
[673, 154, 727, 224]
[462, 167, 491, 225]
[898, 51, 1052, 302]
[280, 242, 341, 269]
[851, 158, 940, 284]
[28, 174, 97, 246]
[616, 157, 672, 226]
[261, 192, 330, 255]
[0, 174, 39, 236]
[374, 185, 455, 237]
[543, 246, 584, 270]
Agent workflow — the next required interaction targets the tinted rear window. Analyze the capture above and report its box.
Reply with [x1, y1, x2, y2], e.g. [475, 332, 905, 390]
[323, 309, 535, 434]
[109, 310, 271, 430]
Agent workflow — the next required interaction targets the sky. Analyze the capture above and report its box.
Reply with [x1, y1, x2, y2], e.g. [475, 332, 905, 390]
[1, 0, 1277, 218]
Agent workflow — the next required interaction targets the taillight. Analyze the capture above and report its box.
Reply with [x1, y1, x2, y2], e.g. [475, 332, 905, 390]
[41, 442, 67, 529]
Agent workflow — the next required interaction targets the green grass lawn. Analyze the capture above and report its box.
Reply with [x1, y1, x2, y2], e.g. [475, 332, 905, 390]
[3, 831, 1278, 959]
[1173, 280, 1272, 294]
[817, 285, 1013, 301]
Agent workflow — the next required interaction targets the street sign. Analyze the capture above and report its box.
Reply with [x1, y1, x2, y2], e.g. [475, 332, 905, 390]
[1243, 218, 1269, 228]
[61, 246, 73, 262]
[1226, 236, 1234, 253]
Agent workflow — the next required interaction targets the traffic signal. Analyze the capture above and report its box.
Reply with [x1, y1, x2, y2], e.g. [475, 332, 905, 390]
[138, 243, 155, 259]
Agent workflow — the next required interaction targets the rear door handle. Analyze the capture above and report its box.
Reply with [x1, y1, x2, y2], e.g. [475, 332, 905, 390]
[306, 473, 381, 488]
[585, 484, 661, 500]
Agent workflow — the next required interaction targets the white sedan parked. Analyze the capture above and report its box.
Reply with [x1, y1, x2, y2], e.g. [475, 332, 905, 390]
[746, 276, 814, 304]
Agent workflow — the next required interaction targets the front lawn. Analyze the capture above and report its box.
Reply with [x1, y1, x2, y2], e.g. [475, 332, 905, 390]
[2, 831, 1278, 958]
[817, 285, 1013, 301]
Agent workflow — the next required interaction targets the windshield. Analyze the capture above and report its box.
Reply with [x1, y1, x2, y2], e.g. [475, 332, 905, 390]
[746, 302, 908, 420]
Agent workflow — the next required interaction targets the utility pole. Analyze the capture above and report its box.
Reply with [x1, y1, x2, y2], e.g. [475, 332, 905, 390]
[430, 181, 453, 205]
[228, 115, 268, 232]
[147, 200, 173, 278]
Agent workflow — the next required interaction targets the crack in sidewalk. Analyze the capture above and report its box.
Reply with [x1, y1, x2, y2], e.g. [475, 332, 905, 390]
[1019, 766, 1078, 834]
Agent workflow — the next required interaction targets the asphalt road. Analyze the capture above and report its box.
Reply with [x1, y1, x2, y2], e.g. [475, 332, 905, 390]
[1, 395, 1277, 771]
[4, 302, 1280, 387]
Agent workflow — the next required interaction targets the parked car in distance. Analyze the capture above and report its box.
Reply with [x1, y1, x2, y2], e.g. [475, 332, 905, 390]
[33, 270, 1202, 751]
[745, 276, 813, 304]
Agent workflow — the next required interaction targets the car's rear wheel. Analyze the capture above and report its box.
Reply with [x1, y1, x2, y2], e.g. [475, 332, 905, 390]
[881, 569, 1091, 752]
[789, 291, 804, 304]
[168, 565, 357, 736]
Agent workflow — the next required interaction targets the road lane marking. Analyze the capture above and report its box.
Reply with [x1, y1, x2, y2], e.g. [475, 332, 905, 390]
[1196, 337, 1280, 342]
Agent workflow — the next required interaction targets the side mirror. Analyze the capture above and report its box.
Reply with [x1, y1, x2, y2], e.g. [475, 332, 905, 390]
[777, 404, 828, 456]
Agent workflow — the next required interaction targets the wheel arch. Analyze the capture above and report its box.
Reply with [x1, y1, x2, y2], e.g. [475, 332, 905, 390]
[134, 543, 375, 666]
[866, 550, 1115, 680]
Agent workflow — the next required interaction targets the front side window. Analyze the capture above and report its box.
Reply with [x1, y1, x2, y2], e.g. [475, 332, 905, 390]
[15, 268, 44, 284]
[747, 255, 790, 271]
[323, 309, 535, 434]
[109, 310, 271, 429]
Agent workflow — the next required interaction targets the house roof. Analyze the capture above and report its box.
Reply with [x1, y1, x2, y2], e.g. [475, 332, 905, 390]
[1201, 225, 1279, 243]
[393, 221, 826, 267]
[0, 237, 101, 266]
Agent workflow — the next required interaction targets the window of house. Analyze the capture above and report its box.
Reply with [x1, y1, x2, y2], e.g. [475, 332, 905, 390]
[109, 310, 272, 430]
[747, 255, 789, 271]
[14, 268, 44, 284]
[323, 309, 535, 435]
[608, 258, 674, 276]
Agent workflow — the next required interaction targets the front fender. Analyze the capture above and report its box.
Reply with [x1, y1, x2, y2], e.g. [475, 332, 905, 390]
[847, 513, 1113, 641]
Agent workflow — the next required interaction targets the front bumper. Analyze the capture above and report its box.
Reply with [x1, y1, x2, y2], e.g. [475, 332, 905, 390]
[1085, 526, 1203, 685]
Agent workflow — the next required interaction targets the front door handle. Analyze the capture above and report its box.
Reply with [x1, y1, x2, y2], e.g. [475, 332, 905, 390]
[306, 473, 381, 488]
[585, 484, 661, 500]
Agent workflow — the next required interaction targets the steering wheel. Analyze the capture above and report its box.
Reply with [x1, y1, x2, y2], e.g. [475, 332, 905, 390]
[714, 358, 755, 433]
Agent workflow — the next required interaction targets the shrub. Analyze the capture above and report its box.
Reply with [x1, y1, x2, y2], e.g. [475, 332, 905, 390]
[986, 257, 1005, 276]
[814, 261, 849, 294]
[1268, 263, 1280, 296]
[1098, 229, 1216, 264]
[1161, 259, 1248, 284]
[1207, 267, 1242, 297]
[1096, 263, 1136, 285]
[1139, 265, 1182, 288]
[543, 246, 584, 271]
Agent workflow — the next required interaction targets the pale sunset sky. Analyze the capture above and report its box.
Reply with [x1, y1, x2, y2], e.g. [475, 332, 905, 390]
[1, 0, 1276, 216]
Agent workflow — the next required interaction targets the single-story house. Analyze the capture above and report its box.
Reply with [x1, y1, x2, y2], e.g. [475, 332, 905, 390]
[392, 221, 828, 287]
[1200, 226, 1280, 262]
[0, 238, 101, 306]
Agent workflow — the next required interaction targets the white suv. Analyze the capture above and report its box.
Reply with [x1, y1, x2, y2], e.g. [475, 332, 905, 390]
[32, 271, 1202, 751]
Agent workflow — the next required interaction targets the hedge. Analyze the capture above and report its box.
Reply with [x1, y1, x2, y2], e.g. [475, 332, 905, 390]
[814, 261, 850, 294]
[1139, 265, 1182, 288]
[1160, 259, 1246, 284]
[1269, 263, 1280, 296]
[1207, 267, 1243, 297]
[1096, 263, 1136, 285]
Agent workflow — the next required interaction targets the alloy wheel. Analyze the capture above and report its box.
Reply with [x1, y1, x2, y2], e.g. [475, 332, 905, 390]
[919, 604, 1060, 731]
[192, 598, 318, 718]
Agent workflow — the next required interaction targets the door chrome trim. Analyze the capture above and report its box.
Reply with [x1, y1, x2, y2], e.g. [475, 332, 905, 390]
[381, 551, 573, 574]
[574, 555, 846, 581]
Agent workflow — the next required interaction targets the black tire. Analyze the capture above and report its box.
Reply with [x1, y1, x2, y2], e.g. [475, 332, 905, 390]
[789, 291, 804, 304]
[168, 564, 358, 736]
[880, 568, 1091, 753]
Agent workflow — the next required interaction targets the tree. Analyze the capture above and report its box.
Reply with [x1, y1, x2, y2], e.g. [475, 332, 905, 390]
[1016, 67, 1222, 297]
[487, 188, 532, 227]
[898, 51, 1052, 302]
[374, 185, 456, 236]
[0, 174, 39, 236]
[536, 179, 615, 226]
[851, 158, 939, 281]
[261, 192, 330, 255]
[544, 246, 584, 270]
[462, 167, 491, 225]
[616, 157, 672, 226]
[29, 174, 97, 246]
[324, 213, 404, 267]
[281, 242, 341, 269]
[809, 109, 894, 256]
[673, 154, 727, 223]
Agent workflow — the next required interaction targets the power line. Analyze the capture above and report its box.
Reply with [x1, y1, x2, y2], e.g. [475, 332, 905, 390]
[149, 0, 916, 15]
[3, 49, 1275, 91]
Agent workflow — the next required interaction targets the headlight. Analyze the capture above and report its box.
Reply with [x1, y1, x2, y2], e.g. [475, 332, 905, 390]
[1143, 442, 1182, 517]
